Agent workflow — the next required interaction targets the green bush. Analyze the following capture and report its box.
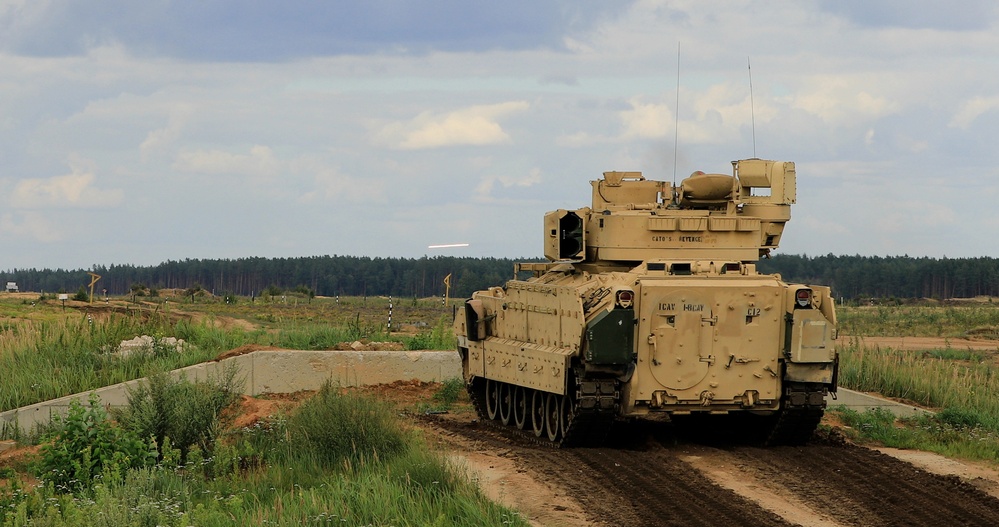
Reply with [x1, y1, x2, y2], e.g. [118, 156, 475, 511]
[406, 315, 455, 350]
[284, 381, 407, 468]
[418, 377, 466, 413]
[115, 366, 242, 462]
[36, 394, 156, 492]
[937, 407, 984, 429]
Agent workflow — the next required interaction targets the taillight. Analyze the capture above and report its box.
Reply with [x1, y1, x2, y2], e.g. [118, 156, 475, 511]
[616, 290, 634, 308]
[795, 288, 812, 308]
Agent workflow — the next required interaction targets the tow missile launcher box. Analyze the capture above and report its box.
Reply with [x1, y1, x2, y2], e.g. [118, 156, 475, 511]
[455, 159, 837, 446]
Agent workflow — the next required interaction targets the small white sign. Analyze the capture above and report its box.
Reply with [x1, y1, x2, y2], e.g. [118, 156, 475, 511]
[58, 294, 69, 300]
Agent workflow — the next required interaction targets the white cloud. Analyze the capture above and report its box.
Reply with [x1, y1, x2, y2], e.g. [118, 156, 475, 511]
[864, 128, 875, 146]
[876, 200, 956, 232]
[949, 95, 999, 129]
[173, 145, 280, 177]
[791, 76, 900, 125]
[0, 211, 63, 242]
[373, 101, 529, 150]
[474, 168, 543, 202]
[298, 167, 387, 204]
[798, 215, 849, 236]
[140, 105, 193, 160]
[9, 164, 123, 209]
[5, 2, 999, 267]
[620, 97, 674, 139]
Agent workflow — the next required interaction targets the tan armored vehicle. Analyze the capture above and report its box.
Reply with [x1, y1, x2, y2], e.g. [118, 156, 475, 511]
[454, 159, 837, 446]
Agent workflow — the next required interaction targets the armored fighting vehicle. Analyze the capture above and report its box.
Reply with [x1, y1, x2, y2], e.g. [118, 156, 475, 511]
[454, 159, 837, 446]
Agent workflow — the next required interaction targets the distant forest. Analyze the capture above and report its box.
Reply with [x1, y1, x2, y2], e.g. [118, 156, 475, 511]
[1, 256, 527, 299]
[757, 254, 999, 300]
[3, 254, 999, 300]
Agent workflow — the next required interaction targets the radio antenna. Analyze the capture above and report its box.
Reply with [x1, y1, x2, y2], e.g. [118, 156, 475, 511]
[748, 56, 757, 158]
[672, 42, 681, 188]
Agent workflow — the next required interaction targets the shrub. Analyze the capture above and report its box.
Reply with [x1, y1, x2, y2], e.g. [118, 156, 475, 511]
[36, 394, 156, 492]
[418, 377, 466, 413]
[406, 315, 455, 350]
[285, 381, 407, 468]
[115, 365, 242, 462]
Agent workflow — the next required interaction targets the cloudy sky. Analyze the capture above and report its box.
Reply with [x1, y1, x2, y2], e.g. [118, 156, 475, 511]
[2, 0, 998, 270]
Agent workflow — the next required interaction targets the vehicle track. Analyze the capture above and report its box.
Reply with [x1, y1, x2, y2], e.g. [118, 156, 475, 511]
[422, 415, 999, 527]
[724, 443, 999, 527]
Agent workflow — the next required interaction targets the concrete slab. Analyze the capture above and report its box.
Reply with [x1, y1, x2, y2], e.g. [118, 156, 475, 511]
[826, 388, 934, 418]
[0, 349, 462, 436]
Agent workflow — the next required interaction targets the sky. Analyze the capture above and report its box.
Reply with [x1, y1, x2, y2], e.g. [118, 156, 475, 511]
[2, 0, 999, 270]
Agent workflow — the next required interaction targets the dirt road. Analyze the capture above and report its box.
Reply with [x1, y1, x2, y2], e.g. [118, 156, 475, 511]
[421, 414, 999, 527]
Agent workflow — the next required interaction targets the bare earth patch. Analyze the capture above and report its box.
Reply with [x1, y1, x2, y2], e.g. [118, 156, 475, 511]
[846, 335, 999, 351]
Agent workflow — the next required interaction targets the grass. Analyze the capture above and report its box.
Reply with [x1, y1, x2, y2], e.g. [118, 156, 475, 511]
[416, 377, 467, 414]
[0, 294, 457, 416]
[829, 407, 999, 462]
[837, 342, 999, 429]
[831, 303, 999, 462]
[0, 382, 528, 527]
[838, 304, 999, 338]
[835, 319, 999, 463]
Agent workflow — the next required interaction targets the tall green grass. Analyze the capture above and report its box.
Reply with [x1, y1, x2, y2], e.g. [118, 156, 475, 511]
[838, 304, 999, 337]
[836, 341, 999, 461]
[405, 315, 456, 351]
[0, 315, 248, 413]
[1, 383, 529, 526]
[838, 342, 999, 426]
[0, 307, 452, 415]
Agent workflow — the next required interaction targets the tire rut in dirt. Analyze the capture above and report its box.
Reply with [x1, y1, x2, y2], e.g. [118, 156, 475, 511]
[423, 415, 794, 527]
[549, 447, 795, 527]
[727, 442, 999, 527]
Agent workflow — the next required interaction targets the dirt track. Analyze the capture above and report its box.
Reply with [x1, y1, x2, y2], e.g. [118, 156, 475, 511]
[422, 414, 999, 527]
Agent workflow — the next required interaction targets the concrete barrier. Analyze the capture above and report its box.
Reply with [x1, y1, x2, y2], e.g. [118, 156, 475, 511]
[826, 388, 933, 418]
[0, 350, 462, 436]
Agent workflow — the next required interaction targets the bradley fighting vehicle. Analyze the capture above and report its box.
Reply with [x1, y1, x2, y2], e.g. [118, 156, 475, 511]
[454, 159, 838, 446]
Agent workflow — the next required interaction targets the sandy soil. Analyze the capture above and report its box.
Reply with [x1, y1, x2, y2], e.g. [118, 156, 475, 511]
[423, 412, 999, 527]
[844, 335, 999, 351]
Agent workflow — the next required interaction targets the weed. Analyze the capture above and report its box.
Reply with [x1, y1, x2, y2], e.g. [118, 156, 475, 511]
[282, 381, 407, 469]
[418, 377, 466, 414]
[406, 315, 455, 350]
[36, 394, 157, 492]
[115, 364, 242, 462]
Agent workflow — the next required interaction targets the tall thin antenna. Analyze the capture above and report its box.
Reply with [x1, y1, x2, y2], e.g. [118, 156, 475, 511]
[672, 42, 680, 187]
[748, 56, 757, 158]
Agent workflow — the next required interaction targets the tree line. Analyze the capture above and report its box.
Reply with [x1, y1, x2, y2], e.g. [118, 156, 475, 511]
[4, 253, 999, 300]
[758, 254, 999, 300]
[1, 256, 529, 299]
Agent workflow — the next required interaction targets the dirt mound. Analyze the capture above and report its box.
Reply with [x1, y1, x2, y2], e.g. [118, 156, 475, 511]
[332, 340, 405, 351]
[214, 344, 279, 361]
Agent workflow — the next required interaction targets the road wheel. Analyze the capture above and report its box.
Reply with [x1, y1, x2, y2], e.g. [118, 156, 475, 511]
[513, 386, 528, 430]
[499, 382, 513, 425]
[546, 392, 562, 442]
[531, 390, 546, 438]
[559, 394, 575, 439]
[485, 379, 499, 420]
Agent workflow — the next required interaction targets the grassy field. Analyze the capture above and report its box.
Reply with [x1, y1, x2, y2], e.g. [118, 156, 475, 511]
[837, 303, 999, 338]
[0, 292, 457, 415]
[833, 303, 999, 463]
[0, 290, 522, 525]
[0, 375, 526, 526]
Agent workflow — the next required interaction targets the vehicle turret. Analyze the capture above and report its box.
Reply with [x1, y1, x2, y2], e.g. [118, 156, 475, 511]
[544, 159, 796, 265]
